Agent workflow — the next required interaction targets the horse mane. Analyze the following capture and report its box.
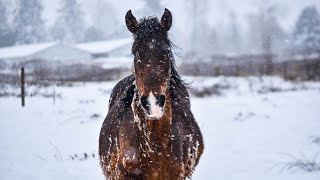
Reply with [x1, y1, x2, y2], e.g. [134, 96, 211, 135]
[169, 53, 187, 88]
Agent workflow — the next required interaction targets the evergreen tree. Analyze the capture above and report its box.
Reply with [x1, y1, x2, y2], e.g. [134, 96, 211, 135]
[93, 0, 118, 38]
[0, 0, 15, 47]
[14, 0, 45, 44]
[0, 0, 9, 34]
[52, 0, 86, 43]
[293, 5, 320, 53]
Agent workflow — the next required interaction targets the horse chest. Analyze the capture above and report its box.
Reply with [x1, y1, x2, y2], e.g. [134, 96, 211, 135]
[131, 108, 183, 177]
[138, 133, 180, 179]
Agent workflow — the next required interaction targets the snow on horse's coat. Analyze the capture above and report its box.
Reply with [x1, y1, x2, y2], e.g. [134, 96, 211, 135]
[99, 9, 204, 180]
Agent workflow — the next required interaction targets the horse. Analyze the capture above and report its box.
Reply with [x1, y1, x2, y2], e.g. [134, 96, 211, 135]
[99, 8, 204, 180]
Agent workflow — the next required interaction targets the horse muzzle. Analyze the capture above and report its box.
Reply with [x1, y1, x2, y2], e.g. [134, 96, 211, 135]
[140, 92, 166, 120]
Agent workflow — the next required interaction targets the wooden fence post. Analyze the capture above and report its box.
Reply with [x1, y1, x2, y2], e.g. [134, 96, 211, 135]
[53, 87, 55, 104]
[21, 67, 25, 107]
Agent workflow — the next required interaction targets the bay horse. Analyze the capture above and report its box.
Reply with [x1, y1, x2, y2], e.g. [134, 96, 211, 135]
[99, 9, 204, 180]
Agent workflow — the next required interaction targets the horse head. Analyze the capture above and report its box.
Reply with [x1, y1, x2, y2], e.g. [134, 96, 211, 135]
[126, 9, 173, 119]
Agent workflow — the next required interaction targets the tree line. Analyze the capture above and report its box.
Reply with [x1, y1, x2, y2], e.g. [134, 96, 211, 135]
[0, 0, 122, 47]
[0, 0, 319, 56]
[186, 0, 320, 56]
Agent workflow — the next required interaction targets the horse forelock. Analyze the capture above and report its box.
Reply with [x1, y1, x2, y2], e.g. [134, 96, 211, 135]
[131, 17, 173, 54]
[136, 17, 166, 40]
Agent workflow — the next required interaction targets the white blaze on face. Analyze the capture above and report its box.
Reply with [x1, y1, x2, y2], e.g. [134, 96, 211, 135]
[147, 91, 164, 119]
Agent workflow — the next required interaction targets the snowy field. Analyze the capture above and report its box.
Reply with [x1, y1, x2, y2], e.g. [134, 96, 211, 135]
[1, 76, 320, 180]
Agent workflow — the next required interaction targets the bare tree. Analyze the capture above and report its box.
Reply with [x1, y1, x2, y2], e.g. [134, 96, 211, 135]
[247, 1, 286, 75]
[226, 12, 242, 54]
[52, 0, 86, 43]
[188, 0, 214, 56]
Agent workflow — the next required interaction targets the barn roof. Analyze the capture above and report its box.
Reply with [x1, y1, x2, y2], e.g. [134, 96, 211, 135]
[76, 37, 132, 55]
[0, 38, 133, 61]
[0, 42, 56, 60]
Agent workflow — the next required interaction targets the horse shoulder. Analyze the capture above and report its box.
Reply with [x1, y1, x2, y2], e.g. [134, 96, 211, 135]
[108, 74, 135, 109]
[100, 74, 142, 178]
[100, 74, 136, 152]
[99, 102, 141, 179]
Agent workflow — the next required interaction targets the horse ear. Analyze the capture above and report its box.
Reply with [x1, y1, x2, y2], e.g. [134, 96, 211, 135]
[161, 8, 172, 32]
[125, 10, 138, 33]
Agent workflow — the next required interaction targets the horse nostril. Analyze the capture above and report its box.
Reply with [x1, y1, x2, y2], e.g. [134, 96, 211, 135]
[157, 94, 166, 107]
[140, 95, 149, 110]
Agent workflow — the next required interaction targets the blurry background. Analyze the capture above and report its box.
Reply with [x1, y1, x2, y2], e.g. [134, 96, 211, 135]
[0, 0, 320, 180]
[0, 0, 320, 81]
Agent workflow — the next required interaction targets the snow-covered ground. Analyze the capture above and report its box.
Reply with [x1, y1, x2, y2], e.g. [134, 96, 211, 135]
[1, 76, 320, 180]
